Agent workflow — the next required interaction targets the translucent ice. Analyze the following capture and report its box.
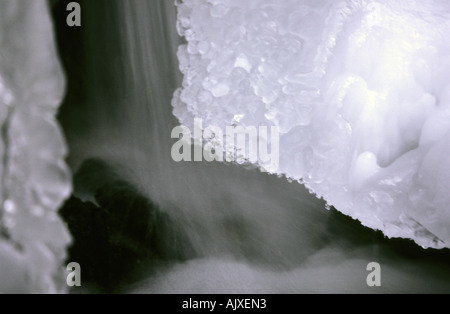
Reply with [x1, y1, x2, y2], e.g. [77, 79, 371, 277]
[0, 0, 71, 293]
[173, 0, 450, 248]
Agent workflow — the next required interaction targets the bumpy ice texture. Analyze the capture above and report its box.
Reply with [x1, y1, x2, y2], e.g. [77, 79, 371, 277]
[0, 0, 72, 292]
[172, 0, 450, 249]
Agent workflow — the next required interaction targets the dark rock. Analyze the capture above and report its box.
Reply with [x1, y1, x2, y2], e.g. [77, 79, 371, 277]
[59, 159, 192, 293]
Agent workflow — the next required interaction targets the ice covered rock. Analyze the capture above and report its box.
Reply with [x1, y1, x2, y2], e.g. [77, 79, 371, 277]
[0, 0, 71, 293]
[172, 0, 450, 248]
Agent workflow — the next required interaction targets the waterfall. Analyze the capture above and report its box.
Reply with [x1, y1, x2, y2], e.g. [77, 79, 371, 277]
[57, 0, 340, 288]
[1, 0, 448, 293]
[55, 0, 449, 293]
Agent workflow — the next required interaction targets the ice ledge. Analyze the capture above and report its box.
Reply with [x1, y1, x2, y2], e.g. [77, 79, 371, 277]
[0, 0, 72, 293]
[172, 0, 450, 249]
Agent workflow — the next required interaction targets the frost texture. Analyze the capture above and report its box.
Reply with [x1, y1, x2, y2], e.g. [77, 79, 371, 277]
[0, 1, 71, 292]
[172, 0, 450, 249]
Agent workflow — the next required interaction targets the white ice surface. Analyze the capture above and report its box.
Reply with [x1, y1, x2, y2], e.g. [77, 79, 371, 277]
[173, 0, 450, 248]
[0, 0, 71, 293]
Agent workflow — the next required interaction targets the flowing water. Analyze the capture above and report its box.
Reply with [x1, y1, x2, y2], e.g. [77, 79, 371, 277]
[54, 0, 450, 293]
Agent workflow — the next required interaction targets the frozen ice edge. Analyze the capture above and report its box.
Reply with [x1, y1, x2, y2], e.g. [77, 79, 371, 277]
[172, 0, 450, 249]
[0, 0, 72, 293]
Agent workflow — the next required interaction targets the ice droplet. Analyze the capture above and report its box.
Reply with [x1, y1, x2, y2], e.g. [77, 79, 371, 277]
[210, 83, 230, 97]
[3, 200, 16, 214]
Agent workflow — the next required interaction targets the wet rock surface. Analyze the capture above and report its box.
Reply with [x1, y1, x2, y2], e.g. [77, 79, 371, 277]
[60, 159, 192, 293]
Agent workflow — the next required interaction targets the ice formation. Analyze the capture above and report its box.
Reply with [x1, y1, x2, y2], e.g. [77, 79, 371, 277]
[0, 1, 71, 292]
[172, 0, 450, 249]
